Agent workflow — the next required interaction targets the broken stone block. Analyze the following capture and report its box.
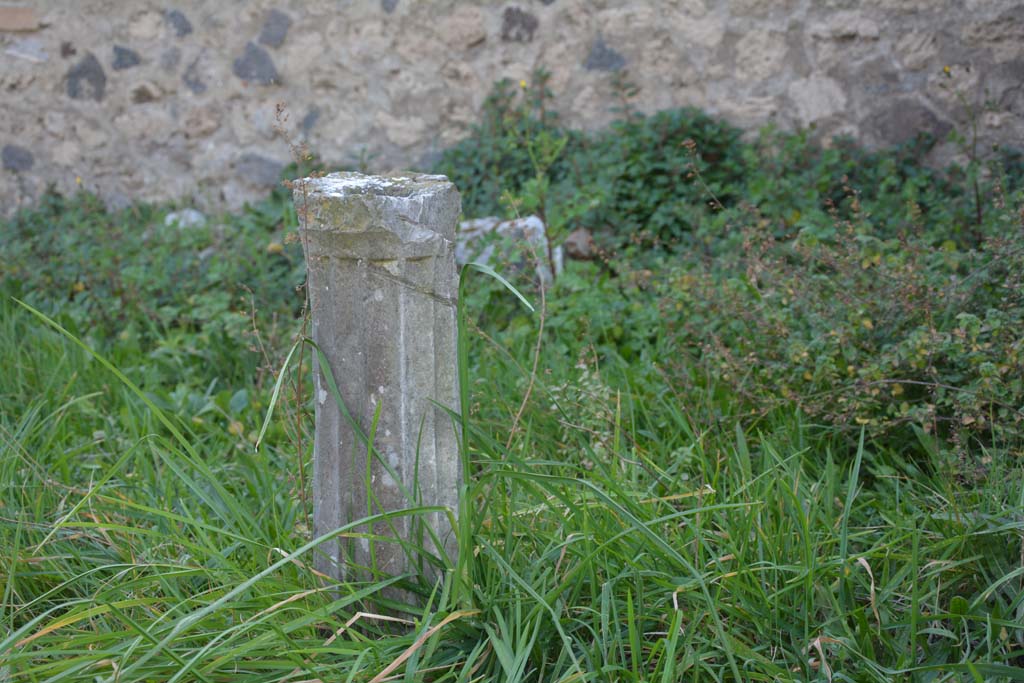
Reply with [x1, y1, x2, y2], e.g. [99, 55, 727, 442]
[456, 215, 563, 285]
[164, 208, 206, 229]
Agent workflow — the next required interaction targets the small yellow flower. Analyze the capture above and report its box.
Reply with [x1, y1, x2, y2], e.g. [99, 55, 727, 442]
[943, 65, 951, 76]
[228, 420, 245, 436]
[72, 281, 86, 293]
[519, 79, 527, 89]
[75, 176, 83, 185]
[861, 318, 874, 330]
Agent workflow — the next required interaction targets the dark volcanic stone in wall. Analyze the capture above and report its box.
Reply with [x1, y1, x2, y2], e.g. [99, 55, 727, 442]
[301, 106, 320, 133]
[868, 98, 951, 146]
[233, 42, 280, 85]
[66, 53, 106, 100]
[183, 57, 207, 94]
[2, 145, 34, 172]
[382, 0, 399, 13]
[584, 35, 625, 71]
[985, 59, 1024, 114]
[501, 7, 539, 42]
[164, 9, 193, 37]
[235, 153, 284, 187]
[258, 9, 292, 48]
[112, 45, 141, 70]
[161, 47, 182, 71]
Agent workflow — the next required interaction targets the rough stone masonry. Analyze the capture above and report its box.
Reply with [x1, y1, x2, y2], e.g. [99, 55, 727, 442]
[2, 0, 1022, 213]
[295, 172, 461, 585]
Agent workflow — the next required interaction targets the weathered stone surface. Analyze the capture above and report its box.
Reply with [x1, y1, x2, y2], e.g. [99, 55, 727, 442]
[727, 0, 794, 15]
[439, 6, 487, 49]
[896, 31, 937, 71]
[5, 37, 47, 63]
[51, 141, 79, 167]
[962, 7, 1024, 61]
[456, 215, 563, 285]
[164, 9, 193, 37]
[75, 119, 108, 149]
[112, 45, 141, 70]
[295, 172, 461, 587]
[735, 30, 788, 81]
[717, 95, 779, 127]
[809, 12, 880, 41]
[584, 34, 626, 71]
[2, 145, 34, 172]
[669, 11, 725, 49]
[259, 9, 292, 48]
[787, 75, 846, 124]
[2, 0, 1023, 215]
[378, 111, 428, 148]
[184, 105, 220, 137]
[43, 111, 66, 136]
[114, 107, 173, 142]
[128, 10, 162, 41]
[66, 53, 106, 101]
[233, 42, 280, 85]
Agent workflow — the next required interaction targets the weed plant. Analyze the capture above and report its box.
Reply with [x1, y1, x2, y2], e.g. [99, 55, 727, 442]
[1, 79, 1023, 680]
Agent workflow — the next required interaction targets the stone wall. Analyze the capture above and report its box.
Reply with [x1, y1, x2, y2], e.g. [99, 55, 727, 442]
[1, 0, 1022, 213]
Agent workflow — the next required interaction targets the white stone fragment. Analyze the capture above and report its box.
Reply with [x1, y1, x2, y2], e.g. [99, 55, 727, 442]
[164, 208, 207, 230]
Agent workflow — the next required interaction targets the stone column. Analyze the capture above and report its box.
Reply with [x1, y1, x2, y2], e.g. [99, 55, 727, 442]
[294, 172, 461, 585]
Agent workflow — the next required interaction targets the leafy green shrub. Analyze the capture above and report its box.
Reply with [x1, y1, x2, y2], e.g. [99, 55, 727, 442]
[656, 195, 1024, 467]
[584, 107, 746, 244]
[1, 185, 305, 386]
[445, 73, 1024, 469]
[439, 73, 1024, 254]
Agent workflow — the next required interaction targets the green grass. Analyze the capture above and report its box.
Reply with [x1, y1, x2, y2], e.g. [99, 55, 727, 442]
[2, 284, 1022, 680]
